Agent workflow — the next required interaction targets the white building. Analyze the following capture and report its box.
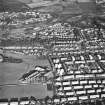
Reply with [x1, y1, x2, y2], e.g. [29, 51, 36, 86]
[9, 98, 19, 105]
[0, 99, 8, 105]
[19, 66, 49, 83]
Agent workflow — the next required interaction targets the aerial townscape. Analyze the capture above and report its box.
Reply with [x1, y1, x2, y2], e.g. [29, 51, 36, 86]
[1, 0, 105, 105]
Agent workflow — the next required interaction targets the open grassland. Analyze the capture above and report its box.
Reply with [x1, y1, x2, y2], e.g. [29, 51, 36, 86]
[0, 83, 53, 99]
[0, 54, 52, 99]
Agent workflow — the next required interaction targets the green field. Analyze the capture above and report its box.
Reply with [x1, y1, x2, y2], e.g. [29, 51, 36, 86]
[0, 54, 53, 99]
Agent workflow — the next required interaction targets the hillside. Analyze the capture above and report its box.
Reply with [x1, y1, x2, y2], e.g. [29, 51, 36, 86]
[1, 0, 29, 12]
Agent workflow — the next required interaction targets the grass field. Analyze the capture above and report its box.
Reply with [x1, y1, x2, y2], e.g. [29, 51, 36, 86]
[0, 54, 53, 99]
